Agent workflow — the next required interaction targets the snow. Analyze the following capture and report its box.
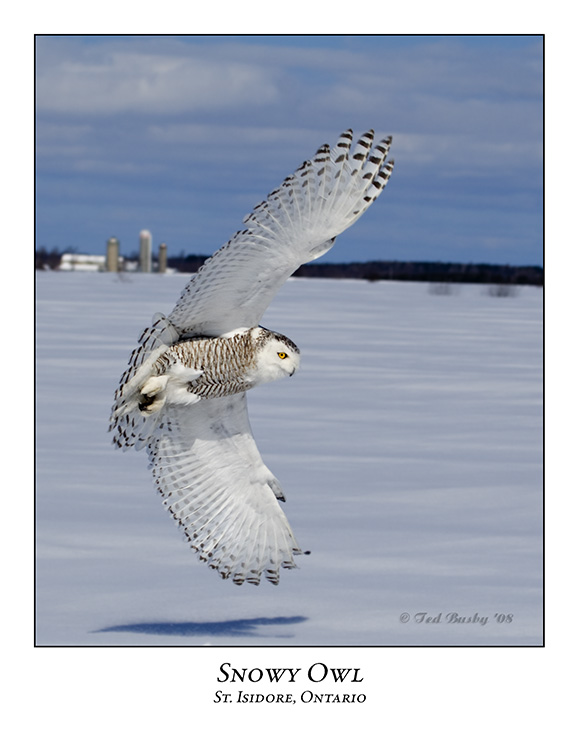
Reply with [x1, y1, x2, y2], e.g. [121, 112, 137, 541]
[35, 271, 543, 645]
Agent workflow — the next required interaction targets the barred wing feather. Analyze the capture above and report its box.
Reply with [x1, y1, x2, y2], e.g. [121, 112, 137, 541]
[111, 313, 181, 450]
[169, 129, 393, 336]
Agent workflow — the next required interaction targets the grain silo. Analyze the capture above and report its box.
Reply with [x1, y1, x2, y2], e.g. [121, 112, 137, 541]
[139, 230, 152, 273]
[106, 236, 120, 272]
[158, 242, 167, 273]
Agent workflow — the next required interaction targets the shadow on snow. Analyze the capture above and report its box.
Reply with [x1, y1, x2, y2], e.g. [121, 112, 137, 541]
[94, 615, 308, 638]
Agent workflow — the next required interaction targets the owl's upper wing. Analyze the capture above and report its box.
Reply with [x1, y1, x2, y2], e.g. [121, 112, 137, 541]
[147, 393, 301, 585]
[169, 129, 394, 336]
[110, 129, 393, 448]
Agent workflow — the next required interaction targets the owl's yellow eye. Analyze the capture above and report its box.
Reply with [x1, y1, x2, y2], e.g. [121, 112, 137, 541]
[277, 352, 288, 359]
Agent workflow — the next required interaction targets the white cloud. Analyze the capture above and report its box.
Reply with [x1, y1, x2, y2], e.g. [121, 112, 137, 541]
[36, 47, 280, 114]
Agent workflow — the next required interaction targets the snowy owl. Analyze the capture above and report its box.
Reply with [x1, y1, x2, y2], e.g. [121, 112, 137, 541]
[110, 129, 394, 585]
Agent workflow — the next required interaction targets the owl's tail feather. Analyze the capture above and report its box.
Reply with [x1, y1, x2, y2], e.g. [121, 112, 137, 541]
[109, 313, 181, 451]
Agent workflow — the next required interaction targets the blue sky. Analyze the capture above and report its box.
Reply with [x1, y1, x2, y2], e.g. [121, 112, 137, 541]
[35, 35, 543, 266]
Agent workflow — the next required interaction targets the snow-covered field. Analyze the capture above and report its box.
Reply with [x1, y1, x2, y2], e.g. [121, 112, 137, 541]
[35, 271, 543, 646]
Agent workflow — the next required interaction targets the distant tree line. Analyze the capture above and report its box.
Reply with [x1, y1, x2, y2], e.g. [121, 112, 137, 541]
[168, 254, 210, 274]
[169, 254, 543, 287]
[35, 247, 75, 270]
[36, 247, 543, 287]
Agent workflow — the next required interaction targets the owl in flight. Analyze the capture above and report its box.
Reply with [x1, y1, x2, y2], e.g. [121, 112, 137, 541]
[110, 129, 394, 585]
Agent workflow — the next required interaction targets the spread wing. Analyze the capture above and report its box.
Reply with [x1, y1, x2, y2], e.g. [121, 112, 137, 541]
[168, 128, 393, 337]
[148, 393, 301, 585]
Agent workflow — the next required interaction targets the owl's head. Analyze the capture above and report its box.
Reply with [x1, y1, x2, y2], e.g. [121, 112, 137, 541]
[251, 327, 300, 385]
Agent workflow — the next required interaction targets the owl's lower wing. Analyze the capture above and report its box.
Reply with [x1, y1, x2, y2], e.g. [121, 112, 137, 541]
[147, 393, 302, 585]
[169, 129, 394, 336]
